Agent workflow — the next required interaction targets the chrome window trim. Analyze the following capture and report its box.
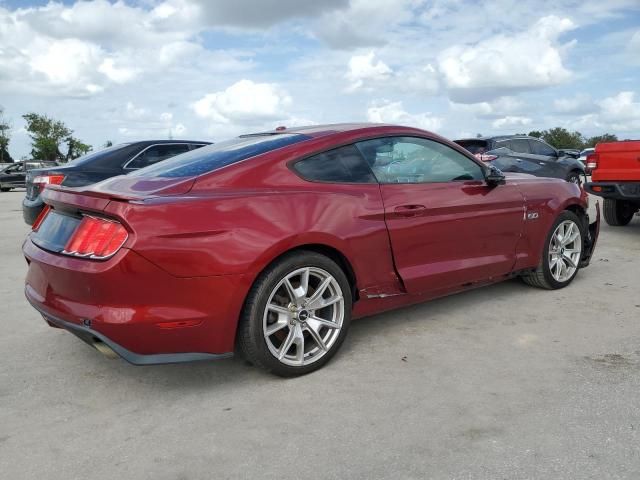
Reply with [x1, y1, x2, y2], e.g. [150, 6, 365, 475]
[122, 143, 192, 171]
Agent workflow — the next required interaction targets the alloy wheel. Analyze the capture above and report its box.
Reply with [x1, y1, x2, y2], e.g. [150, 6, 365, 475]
[262, 267, 344, 367]
[548, 220, 582, 282]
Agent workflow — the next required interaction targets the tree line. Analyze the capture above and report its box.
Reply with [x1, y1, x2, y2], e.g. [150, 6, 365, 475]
[0, 108, 95, 164]
[0, 106, 627, 164]
[526, 128, 619, 151]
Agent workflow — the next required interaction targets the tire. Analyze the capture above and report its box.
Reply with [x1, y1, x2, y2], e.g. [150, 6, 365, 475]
[522, 211, 584, 290]
[603, 198, 635, 226]
[0, 187, 11, 192]
[566, 170, 581, 185]
[237, 251, 352, 377]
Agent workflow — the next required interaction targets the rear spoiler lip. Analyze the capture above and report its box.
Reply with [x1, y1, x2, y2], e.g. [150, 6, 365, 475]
[43, 184, 143, 202]
[43, 176, 197, 204]
[41, 187, 114, 214]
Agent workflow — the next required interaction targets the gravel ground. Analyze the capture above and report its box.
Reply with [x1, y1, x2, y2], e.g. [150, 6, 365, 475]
[1, 189, 639, 480]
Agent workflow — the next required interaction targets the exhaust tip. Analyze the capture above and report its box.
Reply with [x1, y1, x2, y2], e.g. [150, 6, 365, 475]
[93, 340, 119, 359]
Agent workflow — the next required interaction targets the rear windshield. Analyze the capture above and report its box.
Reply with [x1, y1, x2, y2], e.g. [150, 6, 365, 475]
[454, 140, 489, 155]
[68, 143, 133, 166]
[129, 134, 311, 178]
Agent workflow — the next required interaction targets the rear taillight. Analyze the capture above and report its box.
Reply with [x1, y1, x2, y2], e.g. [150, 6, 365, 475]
[33, 174, 65, 193]
[31, 205, 51, 232]
[474, 153, 498, 162]
[586, 153, 598, 172]
[63, 216, 128, 259]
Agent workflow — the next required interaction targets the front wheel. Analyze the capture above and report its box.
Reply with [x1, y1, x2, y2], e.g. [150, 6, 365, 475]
[566, 171, 582, 185]
[0, 187, 11, 192]
[522, 211, 584, 290]
[237, 251, 352, 376]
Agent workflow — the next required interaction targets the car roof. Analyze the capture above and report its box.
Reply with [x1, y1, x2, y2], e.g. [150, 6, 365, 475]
[126, 139, 212, 146]
[243, 123, 401, 139]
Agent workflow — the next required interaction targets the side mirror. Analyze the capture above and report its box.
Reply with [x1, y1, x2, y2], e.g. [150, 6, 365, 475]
[485, 165, 506, 186]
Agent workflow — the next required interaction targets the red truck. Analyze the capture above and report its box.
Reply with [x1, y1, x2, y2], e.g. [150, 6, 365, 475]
[585, 141, 640, 226]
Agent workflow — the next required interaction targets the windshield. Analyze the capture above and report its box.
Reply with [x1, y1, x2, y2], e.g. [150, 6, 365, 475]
[67, 143, 131, 166]
[129, 133, 311, 178]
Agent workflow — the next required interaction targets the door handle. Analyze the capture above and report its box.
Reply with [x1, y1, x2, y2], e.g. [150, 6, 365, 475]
[394, 204, 427, 217]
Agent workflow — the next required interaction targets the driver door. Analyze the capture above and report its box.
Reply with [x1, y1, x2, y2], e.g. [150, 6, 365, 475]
[356, 136, 525, 295]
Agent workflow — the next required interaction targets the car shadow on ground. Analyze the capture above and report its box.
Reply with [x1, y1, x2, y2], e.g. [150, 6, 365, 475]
[69, 277, 537, 391]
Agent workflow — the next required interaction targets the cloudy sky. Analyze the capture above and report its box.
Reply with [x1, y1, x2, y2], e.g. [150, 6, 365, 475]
[1, 0, 639, 158]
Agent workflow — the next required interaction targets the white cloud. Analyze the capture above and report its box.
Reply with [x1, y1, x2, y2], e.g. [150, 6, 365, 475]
[553, 94, 596, 114]
[188, 0, 348, 29]
[439, 16, 576, 103]
[367, 101, 443, 131]
[313, 0, 414, 49]
[492, 116, 532, 129]
[346, 51, 392, 91]
[25, 38, 105, 95]
[598, 91, 640, 131]
[1, 0, 637, 159]
[451, 96, 525, 118]
[402, 64, 440, 96]
[114, 102, 188, 138]
[192, 80, 292, 125]
[97, 58, 138, 84]
[0, 2, 252, 97]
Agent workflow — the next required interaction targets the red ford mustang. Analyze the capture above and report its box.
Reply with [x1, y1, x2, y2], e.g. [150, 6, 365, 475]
[24, 124, 600, 376]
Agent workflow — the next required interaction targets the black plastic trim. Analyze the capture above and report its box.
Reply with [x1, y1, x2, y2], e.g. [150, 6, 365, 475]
[585, 182, 640, 200]
[27, 296, 233, 365]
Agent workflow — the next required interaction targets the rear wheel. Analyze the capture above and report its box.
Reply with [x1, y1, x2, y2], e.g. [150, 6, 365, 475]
[0, 187, 11, 192]
[603, 198, 635, 226]
[237, 251, 352, 376]
[522, 211, 583, 290]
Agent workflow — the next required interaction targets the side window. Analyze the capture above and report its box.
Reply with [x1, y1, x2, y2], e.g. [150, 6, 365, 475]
[126, 144, 190, 170]
[494, 140, 512, 150]
[7, 163, 24, 173]
[293, 144, 376, 183]
[529, 139, 556, 156]
[189, 144, 207, 150]
[356, 137, 484, 184]
[510, 139, 531, 154]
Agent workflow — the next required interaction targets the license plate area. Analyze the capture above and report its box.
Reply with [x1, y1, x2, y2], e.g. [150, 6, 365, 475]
[31, 210, 82, 253]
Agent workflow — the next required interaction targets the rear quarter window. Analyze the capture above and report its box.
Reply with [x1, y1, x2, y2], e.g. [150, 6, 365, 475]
[293, 144, 376, 183]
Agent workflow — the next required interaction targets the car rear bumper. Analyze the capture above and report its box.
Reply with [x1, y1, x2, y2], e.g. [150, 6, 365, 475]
[584, 182, 640, 201]
[27, 298, 233, 365]
[22, 196, 44, 225]
[23, 238, 249, 363]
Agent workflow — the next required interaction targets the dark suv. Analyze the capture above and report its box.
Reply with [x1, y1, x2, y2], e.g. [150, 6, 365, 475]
[23, 140, 210, 224]
[1, 161, 59, 191]
[454, 135, 585, 184]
